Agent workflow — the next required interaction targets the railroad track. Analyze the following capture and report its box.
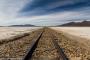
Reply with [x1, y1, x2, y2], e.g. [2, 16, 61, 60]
[23, 28, 44, 60]
[1, 27, 89, 60]
[51, 32, 68, 60]
[0, 28, 44, 59]
[0, 27, 68, 60]
[23, 28, 68, 60]
[0, 33, 30, 45]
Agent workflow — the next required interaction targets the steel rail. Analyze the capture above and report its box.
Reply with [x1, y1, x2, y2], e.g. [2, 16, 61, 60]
[51, 32, 68, 60]
[23, 29, 44, 60]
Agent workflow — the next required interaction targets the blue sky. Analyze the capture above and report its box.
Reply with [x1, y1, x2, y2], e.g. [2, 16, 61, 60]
[0, 0, 90, 26]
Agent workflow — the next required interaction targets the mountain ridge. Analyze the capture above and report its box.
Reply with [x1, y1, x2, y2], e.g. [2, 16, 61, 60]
[59, 20, 90, 26]
[9, 24, 35, 27]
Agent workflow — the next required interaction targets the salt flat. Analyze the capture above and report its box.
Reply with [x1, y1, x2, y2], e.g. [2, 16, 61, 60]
[51, 27, 90, 40]
[0, 27, 41, 40]
[51, 27, 90, 60]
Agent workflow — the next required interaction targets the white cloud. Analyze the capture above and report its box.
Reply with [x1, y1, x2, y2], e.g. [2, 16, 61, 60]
[0, 0, 30, 21]
[45, 0, 78, 10]
[3, 10, 90, 26]
[0, 10, 90, 26]
[0, 0, 90, 26]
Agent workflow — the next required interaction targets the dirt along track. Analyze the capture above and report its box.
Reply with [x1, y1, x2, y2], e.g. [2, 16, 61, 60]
[0, 27, 89, 60]
[0, 27, 68, 60]
[30, 28, 68, 60]
[50, 28, 90, 60]
[0, 28, 44, 60]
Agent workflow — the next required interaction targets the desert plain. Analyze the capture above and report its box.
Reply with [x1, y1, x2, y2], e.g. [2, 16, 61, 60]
[0, 27, 90, 60]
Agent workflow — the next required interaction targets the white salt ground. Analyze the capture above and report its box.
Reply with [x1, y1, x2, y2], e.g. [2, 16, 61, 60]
[0, 27, 42, 40]
[51, 27, 90, 40]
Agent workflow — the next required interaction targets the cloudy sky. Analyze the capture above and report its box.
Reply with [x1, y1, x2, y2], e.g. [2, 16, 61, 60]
[0, 0, 90, 26]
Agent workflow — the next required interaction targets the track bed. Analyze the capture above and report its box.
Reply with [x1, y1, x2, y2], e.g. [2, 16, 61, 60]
[0, 29, 43, 60]
[25, 28, 68, 60]
[1, 27, 83, 60]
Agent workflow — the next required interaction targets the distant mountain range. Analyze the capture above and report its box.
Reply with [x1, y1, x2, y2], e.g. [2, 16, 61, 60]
[10, 24, 35, 27]
[59, 21, 90, 26]
[4, 20, 90, 27]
